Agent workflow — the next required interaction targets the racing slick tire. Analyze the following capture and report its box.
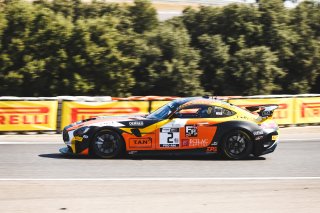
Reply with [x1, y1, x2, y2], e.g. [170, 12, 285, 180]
[220, 130, 253, 160]
[90, 129, 125, 159]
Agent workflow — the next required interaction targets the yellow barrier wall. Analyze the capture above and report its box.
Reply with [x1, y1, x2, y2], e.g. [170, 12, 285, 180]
[295, 97, 320, 124]
[0, 101, 58, 131]
[229, 98, 295, 125]
[1, 96, 319, 132]
[60, 101, 150, 129]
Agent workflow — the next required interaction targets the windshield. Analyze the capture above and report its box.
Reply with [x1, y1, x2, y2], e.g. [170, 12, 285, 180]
[146, 101, 180, 119]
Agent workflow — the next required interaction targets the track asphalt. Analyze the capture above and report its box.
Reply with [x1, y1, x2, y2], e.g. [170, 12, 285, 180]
[0, 126, 319, 212]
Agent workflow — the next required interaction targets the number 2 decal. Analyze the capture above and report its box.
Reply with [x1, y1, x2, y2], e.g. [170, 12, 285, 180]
[167, 132, 174, 143]
[160, 128, 180, 147]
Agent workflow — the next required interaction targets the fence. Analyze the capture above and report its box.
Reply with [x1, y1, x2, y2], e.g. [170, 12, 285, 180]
[0, 94, 319, 132]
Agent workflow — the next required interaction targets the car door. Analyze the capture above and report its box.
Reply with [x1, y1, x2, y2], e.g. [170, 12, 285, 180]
[155, 105, 217, 150]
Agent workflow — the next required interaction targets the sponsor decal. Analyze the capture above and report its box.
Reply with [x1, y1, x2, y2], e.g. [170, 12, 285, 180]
[129, 121, 144, 126]
[160, 128, 180, 147]
[189, 138, 209, 147]
[129, 137, 152, 148]
[255, 136, 263, 140]
[211, 141, 218, 146]
[182, 139, 189, 147]
[215, 107, 223, 115]
[272, 135, 278, 141]
[74, 136, 83, 142]
[185, 125, 198, 137]
[206, 146, 217, 152]
[253, 130, 264, 136]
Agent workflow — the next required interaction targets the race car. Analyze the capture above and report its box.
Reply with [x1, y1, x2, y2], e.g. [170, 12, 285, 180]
[60, 97, 279, 160]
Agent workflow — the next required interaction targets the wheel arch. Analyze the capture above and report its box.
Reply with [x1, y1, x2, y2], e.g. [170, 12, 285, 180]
[213, 121, 259, 147]
[89, 126, 127, 155]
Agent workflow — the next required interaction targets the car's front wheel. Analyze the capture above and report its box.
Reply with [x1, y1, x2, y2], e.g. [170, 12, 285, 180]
[91, 130, 125, 159]
[220, 130, 253, 160]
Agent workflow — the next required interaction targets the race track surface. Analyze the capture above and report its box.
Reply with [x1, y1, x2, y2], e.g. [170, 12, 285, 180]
[0, 126, 320, 212]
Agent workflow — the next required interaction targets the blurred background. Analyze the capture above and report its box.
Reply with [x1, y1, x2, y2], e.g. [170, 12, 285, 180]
[0, 0, 319, 97]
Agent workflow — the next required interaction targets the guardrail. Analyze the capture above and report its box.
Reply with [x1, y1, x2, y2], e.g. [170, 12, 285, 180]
[0, 94, 319, 132]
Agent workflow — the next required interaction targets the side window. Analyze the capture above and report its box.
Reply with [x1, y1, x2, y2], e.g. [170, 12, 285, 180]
[174, 105, 235, 118]
[210, 106, 235, 118]
[196, 106, 235, 118]
[175, 107, 201, 118]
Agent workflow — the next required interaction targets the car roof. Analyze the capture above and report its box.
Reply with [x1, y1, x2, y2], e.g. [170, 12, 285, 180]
[174, 97, 234, 109]
[173, 97, 257, 119]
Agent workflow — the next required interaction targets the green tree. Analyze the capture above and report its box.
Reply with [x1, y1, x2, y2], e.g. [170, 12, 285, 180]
[67, 16, 137, 96]
[24, 7, 74, 96]
[128, 0, 158, 33]
[132, 22, 203, 96]
[224, 46, 285, 95]
[0, 0, 35, 95]
[289, 1, 320, 93]
[198, 34, 230, 95]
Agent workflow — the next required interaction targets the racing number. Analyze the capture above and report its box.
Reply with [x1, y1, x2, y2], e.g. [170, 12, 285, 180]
[159, 128, 180, 148]
[167, 132, 174, 143]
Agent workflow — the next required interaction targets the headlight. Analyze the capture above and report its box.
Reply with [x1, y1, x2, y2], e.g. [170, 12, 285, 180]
[74, 126, 90, 136]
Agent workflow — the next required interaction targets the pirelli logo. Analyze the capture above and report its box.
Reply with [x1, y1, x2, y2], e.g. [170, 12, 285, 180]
[71, 107, 140, 122]
[0, 107, 50, 125]
[301, 102, 320, 118]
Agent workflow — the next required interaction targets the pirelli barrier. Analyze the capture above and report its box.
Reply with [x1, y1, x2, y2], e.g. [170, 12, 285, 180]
[0, 100, 58, 131]
[228, 95, 320, 125]
[60, 101, 149, 129]
[0, 95, 319, 132]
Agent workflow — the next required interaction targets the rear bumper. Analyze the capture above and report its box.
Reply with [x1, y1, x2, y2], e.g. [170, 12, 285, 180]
[254, 132, 279, 156]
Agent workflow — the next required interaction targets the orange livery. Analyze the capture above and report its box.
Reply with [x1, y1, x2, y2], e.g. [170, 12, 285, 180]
[60, 97, 280, 160]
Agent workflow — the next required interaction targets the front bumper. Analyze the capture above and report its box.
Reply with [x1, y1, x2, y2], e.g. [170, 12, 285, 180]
[59, 146, 74, 155]
[61, 128, 91, 155]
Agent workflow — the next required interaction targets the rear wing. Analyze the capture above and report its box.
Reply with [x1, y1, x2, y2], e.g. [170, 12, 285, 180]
[245, 104, 279, 119]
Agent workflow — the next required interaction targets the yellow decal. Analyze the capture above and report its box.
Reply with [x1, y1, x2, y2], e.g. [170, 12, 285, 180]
[120, 119, 171, 136]
[74, 136, 83, 142]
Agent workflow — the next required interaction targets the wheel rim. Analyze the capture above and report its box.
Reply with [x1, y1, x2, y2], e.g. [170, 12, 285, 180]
[225, 132, 248, 156]
[94, 132, 119, 155]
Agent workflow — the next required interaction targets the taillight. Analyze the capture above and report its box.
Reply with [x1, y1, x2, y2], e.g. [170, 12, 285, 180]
[260, 121, 278, 130]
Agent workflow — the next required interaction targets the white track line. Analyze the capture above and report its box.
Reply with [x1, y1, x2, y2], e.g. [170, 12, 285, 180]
[282, 138, 320, 141]
[0, 177, 320, 181]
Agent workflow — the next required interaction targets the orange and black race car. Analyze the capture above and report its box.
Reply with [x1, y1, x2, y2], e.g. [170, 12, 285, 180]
[60, 97, 279, 160]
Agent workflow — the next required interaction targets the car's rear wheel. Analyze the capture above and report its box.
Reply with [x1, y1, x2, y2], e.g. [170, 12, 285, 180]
[91, 129, 125, 159]
[220, 130, 253, 160]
